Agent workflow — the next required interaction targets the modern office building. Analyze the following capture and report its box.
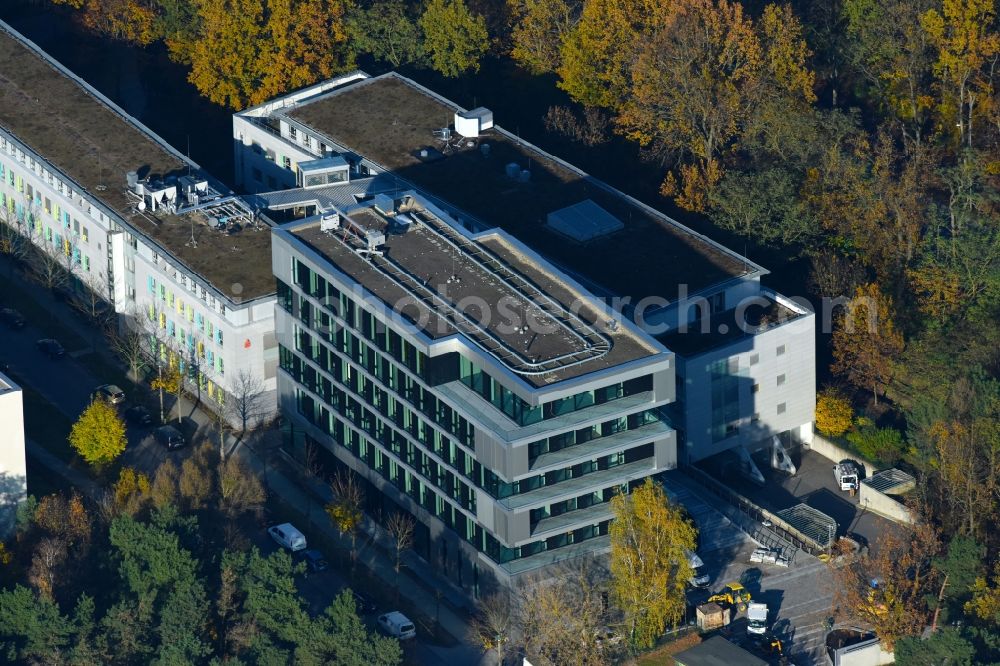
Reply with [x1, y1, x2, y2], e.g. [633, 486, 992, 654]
[237, 72, 816, 590]
[0, 370, 26, 538]
[0, 23, 279, 416]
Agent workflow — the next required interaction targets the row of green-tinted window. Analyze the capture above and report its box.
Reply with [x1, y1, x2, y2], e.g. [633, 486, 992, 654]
[281, 274, 430, 380]
[296, 388, 616, 567]
[293, 391, 488, 553]
[283, 344, 480, 508]
[526, 409, 661, 465]
[458, 356, 652, 426]
[528, 484, 623, 528]
[294, 385, 479, 513]
[292, 322, 475, 447]
[482, 442, 655, 500]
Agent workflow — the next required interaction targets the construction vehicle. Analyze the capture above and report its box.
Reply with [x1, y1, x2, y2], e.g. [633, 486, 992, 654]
[834, 461, 860, 491]
[707, 582, 751, 612]
[747, 602, 769, 634]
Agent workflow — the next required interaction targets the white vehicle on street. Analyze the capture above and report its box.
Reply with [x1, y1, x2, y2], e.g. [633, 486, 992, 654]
[267, 523, 307, 551]
[378, 611, 416, 639]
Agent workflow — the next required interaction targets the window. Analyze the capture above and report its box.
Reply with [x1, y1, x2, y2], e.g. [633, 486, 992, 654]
[777, 344, 786, 356]
[289, 126, 297, 140]
[83, 256, 90, 272]
[777, 374, 786, 386]
[749, 353, 759, 365]
[283, 156, 292, 170]
[752, 383, 759, 393]
[252, 167, 262, 183]
[777, 402, 786, 415]
[82, 227, 88, 242]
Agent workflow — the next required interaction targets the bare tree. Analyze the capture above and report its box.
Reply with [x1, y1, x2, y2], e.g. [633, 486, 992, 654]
[516, 559, 613, 666]
[470, 593, 515, 666]
[108, 311, 153, 382]
[228, 370, 265, 435]
[326, 469, 365, 569]
[386, 512, 415, 591]
[0, 205, 33, 276]
[78, 269, 115, 331]
[29, 238, 70, 292]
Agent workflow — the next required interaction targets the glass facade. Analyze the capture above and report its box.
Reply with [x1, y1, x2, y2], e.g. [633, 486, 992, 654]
[281, 260, 663, 567]
[459, 356, 652, 426]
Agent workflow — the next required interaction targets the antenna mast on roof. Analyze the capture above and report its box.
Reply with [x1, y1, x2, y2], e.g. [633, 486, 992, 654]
[186, 217, 198, 248]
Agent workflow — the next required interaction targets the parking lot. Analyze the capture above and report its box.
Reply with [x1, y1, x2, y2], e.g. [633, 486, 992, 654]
[724, 449, 899, 548]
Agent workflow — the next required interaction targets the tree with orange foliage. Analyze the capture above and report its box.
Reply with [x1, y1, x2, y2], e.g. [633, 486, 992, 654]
[831, 522, 941, 650]
[595, 0, 815, 211]
[188, 0, 353, 109]
[832, 283, 905, 405]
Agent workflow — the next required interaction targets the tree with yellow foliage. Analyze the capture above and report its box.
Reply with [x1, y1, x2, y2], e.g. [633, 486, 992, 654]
[419, 0, 490, 78]
[921, 0, 1000, 148]
[507, 0, 580, 74]
[151, 364, 183, 425]
[188, 0, 354, 109]
[832, 283, 905, 405]
[69, 399, 127, 469]
[556, 0, 669, 109]
[816, 389, 854, 437]
[112, 467, 152, 516]
[609, 478, 696, 648]
[325, 469, 365, 568]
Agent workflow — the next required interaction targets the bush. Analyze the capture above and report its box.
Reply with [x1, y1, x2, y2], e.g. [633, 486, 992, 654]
[816, 389, 853, 437]
[847, 424, 906, 465]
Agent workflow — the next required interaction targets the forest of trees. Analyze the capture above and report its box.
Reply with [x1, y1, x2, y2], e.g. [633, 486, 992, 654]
[21, 0, 1000, 660]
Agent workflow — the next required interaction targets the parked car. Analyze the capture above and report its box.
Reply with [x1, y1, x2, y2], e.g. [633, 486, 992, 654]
[35, 338, 65, 358]
[92, 384, 126, 405]
[377, 611, 416, 640]
[124, 405, 154, 426]
[267, 523, 307, 552]
[154, 425, 186, 450]
[0, 308, 26, 329]
[352, 591, 377, 614]
[293, 548, 329, 572]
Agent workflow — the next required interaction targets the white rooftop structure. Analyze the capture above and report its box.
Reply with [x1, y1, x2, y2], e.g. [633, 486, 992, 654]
[546, 199, 624, 242]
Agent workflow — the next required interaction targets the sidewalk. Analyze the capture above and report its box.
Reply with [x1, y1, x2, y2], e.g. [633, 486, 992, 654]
[6, 259, 482, 661]
[237, 438, 480, 656]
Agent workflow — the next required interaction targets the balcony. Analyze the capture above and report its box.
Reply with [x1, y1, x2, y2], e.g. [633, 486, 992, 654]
[436, 380, 662, 442]
[501, 458, 656, 511]
[527, 420, 672, 474]
[526, 502, 614, 542]
[499, 535, 612, 577]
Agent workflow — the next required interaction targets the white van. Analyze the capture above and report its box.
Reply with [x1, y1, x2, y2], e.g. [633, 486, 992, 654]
[268, 523, 307, 552]
[378, 611, 416, 640]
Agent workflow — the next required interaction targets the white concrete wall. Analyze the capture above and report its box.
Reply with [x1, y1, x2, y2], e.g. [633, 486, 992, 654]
[0, 372, 26, 538]
[677, 310, 816, 463]
[132, 249, 278, 418]
[859, 484, 914, 525]
[807, 434, 877, 477]
[1, 134, 119, 303]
